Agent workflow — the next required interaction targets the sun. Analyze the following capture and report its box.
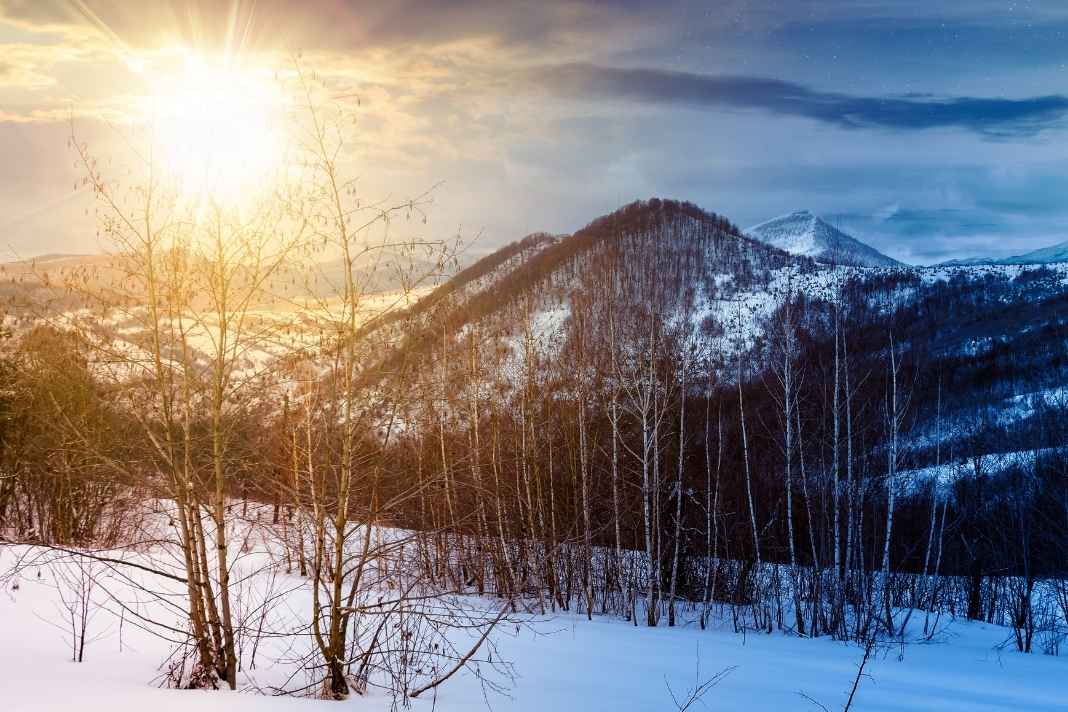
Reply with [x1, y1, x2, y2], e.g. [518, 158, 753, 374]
[140, 53, 287, 203]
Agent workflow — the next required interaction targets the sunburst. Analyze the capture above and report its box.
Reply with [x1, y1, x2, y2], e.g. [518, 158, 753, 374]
[138, 51, 288, 204]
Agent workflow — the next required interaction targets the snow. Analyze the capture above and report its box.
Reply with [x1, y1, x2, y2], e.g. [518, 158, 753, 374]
[529, 303, 571, 343]
[913, 261, 1068, 285]
[1000, 387, 1068, 423]
[487, 613, 1068, 712]
[750, 210, 824, 258]
[687, 263, 848, 358]
[4, 535, 1067, 712]
[899, 447, 1055, 491]
[746, 210, 902, 268]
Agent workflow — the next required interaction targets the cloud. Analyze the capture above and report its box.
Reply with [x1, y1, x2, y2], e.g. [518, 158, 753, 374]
[0, 1, 652, 60]
[528, 63, 1068, 137]
[823, 203, 1066, 264]
[7, 0, 1068, 262]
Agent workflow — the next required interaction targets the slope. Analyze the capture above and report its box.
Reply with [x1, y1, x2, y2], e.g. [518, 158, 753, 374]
[746, 210, 903, 267]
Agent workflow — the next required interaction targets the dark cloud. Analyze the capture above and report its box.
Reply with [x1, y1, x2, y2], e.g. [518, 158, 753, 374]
[530, 63, 1068, 137]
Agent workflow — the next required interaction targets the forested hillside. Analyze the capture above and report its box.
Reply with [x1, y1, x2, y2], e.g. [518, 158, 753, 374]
[363, 199, 1068, 641]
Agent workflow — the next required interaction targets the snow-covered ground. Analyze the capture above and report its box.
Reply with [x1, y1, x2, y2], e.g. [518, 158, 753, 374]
[3, 542, 1066, 712]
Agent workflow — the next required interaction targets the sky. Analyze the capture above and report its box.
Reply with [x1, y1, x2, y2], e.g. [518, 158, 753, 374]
[3, 0, 1068, 265]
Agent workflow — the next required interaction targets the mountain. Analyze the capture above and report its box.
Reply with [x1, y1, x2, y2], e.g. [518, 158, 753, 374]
[937, 238, 1068, 266]
[745, 210, 903, 267]
[1002, 240, 1068, 264]
[6, 252, 94, 263]
[387, 198, 827, 376]
[8, 198, 1068, 482]
[935, 256, 997, 267]
[392, 199, 1068, 486]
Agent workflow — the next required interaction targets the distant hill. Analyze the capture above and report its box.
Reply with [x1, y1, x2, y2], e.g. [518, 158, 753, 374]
[939, 239, 1068, 266]
[10, 253, 94, 263]
[746, 210, 903, 267]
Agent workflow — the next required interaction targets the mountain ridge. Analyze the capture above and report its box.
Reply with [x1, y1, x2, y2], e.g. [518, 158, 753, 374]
[938, 238, 1068, 266]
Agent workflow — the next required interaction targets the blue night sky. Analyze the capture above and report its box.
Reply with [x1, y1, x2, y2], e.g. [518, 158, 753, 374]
[4, 0, 1068, 264]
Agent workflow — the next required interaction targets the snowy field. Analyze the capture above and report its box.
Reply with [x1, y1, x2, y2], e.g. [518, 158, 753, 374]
[3, 543, 1066, 712]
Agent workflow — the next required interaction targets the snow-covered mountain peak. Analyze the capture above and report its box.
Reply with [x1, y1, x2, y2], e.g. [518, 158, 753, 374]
[746, 210, 903, 268]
